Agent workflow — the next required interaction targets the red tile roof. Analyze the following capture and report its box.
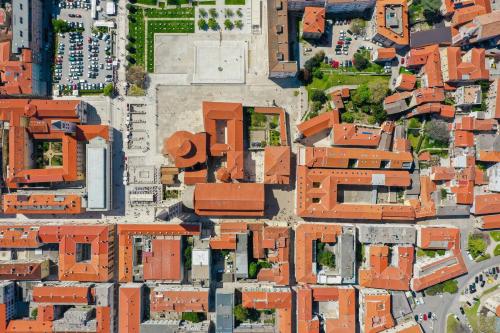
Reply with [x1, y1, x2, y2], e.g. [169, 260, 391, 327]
[297, 111, 339, 138]
[241, 288, 292, 333]
[264, 146, 291, 184]
[362, 292, 395, 333]
[375, 0, 410, 46]
[303, 7, 325, 34]
[445, 47, 489, 83]
[150, 287, 209, 313]
[472, 193, 500, 215]
[359, 245, 414, 290]
[194, 183, 265, 216]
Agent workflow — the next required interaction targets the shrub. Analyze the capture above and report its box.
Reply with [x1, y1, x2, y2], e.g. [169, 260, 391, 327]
[235, 20, 243, 29]
[182, 312, 204, 323]
[103, 83, 114, 97]
[310, 90, 327, 104]
[318, 250, 335, 268]
[224, 19, 234, 30]
[353, 52, 369, 71]
[341, 112, 354, 123]
[126, 65, 147, 88]
[208, 17, 219, 30]
[198, 19, 208, 30]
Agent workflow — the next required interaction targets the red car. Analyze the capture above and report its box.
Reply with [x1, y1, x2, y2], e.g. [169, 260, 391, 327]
[423, 314, 428, 321]
[400, 57, 405, 65]
[337, 41, 344, 45]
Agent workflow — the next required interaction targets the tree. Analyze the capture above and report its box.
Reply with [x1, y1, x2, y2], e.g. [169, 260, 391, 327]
[126, 55, 136, 64]
[209, 8, 218, 18]
[425, 120, 450, 144]
[126, 65, 147, 88]
[184, 245, 192, 270]
[125, 43, 136, 53]
[52, 19, 70, 33]
[312, 67, 323, 79]
[235, 20, 243, 30]
[353, 52, 369, 71]
[199, 8, 207, 17]
[422, 0, 442, 24]
[208, 18, 219, 30]
[351, 84, 371, 107]
[350, 18, 366, 35]
[126, 35, 136, 43]
[103, 83, 114, 97]
[30, 308, 38, 319]
[225, 8, 234, 17]
[468, 234, 487, 259]
[249, 262, 258, 278]
[126, 4, 137, 13]
[341, 112, 355, 123]
[368, 81, 389, 104]
[224, 19, 234, 30]
[237, 8, 243, 17]
[234, 305, 250, 323]
[198, 19, 208, 30]
[318, 250, 335, 268]
[310, 90, 327, 104]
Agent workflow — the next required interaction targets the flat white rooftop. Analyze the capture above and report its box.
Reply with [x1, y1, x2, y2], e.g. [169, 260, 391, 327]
[192, 40, 246, 84]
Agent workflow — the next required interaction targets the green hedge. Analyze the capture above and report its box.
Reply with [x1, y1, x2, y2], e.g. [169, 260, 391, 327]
[146, 20, 195, 72]
[136, 0, 158, 5]
[144, 7, 194, 18]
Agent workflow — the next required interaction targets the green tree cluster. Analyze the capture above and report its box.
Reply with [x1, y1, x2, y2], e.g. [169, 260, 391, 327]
[425, 279, 458, 296]
[182, 312, 205, 323]
[425, 119, 450, 144]
[248, 260, 272, 279]
[468, 234, 487, 259]
[234, 305, 259, 323]
[103, 83, 114, 97]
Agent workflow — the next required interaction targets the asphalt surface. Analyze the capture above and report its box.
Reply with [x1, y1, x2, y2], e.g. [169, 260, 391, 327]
[414, 257, 499, 333]
[54, 4, 114, 90]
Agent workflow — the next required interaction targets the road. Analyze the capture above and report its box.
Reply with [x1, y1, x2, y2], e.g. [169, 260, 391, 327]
[419, 257, 499, 333]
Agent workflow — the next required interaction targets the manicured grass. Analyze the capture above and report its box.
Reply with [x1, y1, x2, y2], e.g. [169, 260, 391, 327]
[307, 72, 389, 94]
[196, 0, 216, 4]
[128, 9, 146, 67]
[490, 231, 500, 242]
[144, 7, 195, 18]
[225, 0, 245, 4]
[419, 135, 449, 150]
[146, 20, 195, 72]
[464, 301, 480, 332]
[446, 314, 460, 333]
[136, 0, 158, 5]
[408, 132, 420, 151]
[167, 0, 190, 5]
[494, 244, 500, 256]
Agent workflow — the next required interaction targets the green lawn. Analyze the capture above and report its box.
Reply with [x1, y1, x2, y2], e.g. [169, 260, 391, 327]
[225, 0, 245, 4]
[146, 20, 195, 72]
[446, 314, 460, 333]
[464, 301, 480, 332]
[167, 0, 189, 4]
[128, 9, 146, 67]
[307, 72, 389, 94]
[419, 135, 449, 150]
[494, 244, 500, 256]
[408, 132, 420, 151]
[490, 231, 500, 242]
[144, 7, 195, 18]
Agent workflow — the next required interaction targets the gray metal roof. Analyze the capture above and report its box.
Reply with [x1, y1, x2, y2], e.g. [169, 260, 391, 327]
[87, 146, 106, 209]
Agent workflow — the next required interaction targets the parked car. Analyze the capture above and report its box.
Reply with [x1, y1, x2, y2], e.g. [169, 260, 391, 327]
[460, 307, 465, 315]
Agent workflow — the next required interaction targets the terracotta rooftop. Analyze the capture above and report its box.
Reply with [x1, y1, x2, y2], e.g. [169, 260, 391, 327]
[373, 47, 397, 62]
[362, 291, 395, 333]
[264, 146, 291, 184]
[119, 284, 142, 333]
[0, 41, 34, 95]
[331, 124, 381, 147]
[444, 47, 489, 83]
[297, 286, 356, 333]
[375, 0, 410, 46]
[297, 111, 339, 138]
[117, 224, 200, 282]
[412, 227, 467, 291]
[150, 287, 209, 313]
[203, 101, 244, 180]
[3, 194, 83, 215]
[296, 166, 416, 220]
[395, 73, 417, 91]
[295, 223, 343, 284]
[303, 7, 325, 34]
[163, 131, 207, 168]
[359, 245, 414, 290]
[194, 183, 265, 216]
[472, 193, 500, 215]
[241, 287, 292, 333]
[301, 147, 413, 169]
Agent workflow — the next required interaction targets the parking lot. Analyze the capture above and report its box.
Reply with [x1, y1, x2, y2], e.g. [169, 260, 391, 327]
[300, 20, 382, 69]
[53, 0, 115, 94]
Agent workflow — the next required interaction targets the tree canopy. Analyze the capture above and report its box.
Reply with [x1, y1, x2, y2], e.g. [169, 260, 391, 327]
[425, 120, 450, 144]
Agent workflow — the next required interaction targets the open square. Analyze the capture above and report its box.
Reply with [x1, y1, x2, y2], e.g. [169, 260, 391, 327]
[192, 40, 246, 84]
